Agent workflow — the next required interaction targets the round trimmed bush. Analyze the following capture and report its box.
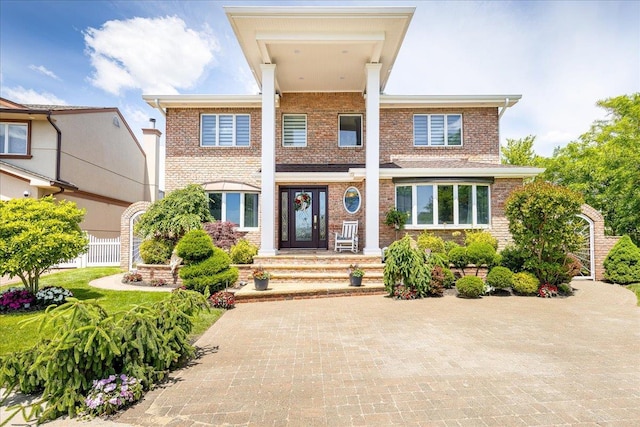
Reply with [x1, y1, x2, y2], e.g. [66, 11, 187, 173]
[230, 239, 258, 264]
[486, 266, 514, 289]
[512, 272, 539, 295]
[464, 230, 498, 250]
[467, 242, 497, 268]
[139, 238, 173, 264]
[448, 246, 469, 270]
[179, 247, 238, 293]
[176, 230, 214, 262]
[455, 276, 485, 298]
[417, 232, 446, 254]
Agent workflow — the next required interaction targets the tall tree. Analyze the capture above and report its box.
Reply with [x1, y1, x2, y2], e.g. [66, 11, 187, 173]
[542, 93, 640, 244]
[501, 135, 540, 166]
[0, 197, 88, 292]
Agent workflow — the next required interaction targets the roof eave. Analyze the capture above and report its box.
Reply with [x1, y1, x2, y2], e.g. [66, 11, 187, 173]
[380, 95, 522, 108]
[372, 167, 544, 179]
[142, 94, 277, 109]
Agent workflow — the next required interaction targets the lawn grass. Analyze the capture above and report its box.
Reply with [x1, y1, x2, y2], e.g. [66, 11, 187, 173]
[0, 268, 223, 356]
[627, 283, 640, 306]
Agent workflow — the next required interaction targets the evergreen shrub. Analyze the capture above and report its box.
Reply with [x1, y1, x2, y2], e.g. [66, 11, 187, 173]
[464, 230, 498, 250]
[603, 235, 640, 285]
[417, 231, 446, 254]
[455, 276, 485, 298]
[139, 238, 173, 264]
[512, 272, 539, 295]
[486, 266, 514, 290]
[176, 230, 214, 262]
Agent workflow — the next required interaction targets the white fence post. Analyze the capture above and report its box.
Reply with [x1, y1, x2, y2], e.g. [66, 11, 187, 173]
[55, 234, 121, 268]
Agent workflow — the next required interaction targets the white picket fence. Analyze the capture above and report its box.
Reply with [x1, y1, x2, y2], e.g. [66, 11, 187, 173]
[55, 234, 120, 268]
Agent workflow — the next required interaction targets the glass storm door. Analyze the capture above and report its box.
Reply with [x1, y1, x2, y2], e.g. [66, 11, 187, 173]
[279, 187, 328, 249]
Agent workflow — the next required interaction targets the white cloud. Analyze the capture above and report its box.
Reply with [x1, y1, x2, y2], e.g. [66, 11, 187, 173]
[84, 16, 218, 96]
[1, 86, 66, 105]
[234, 66, 259, 94]
[28, 65, 61, 81]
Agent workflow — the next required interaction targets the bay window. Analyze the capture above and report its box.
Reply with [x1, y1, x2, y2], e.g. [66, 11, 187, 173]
[208, 192, 258, 229]
[395, 183, 490, 228]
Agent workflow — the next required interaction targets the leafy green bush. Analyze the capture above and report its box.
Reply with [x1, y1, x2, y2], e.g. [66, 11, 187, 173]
[444, 240, 461, 254]
[486, 266, 514, 289]
[176, 230, 215, 263]
[134, 184, 212, 244]
[603, 235, 640, 284]
[558, 283, 574, 296]
[417, 231, 446, 254]
[230, 239, 258, 264]
[500, 244, 528, 273]
[455, 276, 485, 298]
[442, 267, 456, 289]
[139, 238, 173, 264]
[448, 246, 469, 275]
[512, 272, 540, 295]
[466, 242, 498, 275]
[383, 235, 431, 298]
[465, 230, 498, 250]
[505, 181, 583, 284]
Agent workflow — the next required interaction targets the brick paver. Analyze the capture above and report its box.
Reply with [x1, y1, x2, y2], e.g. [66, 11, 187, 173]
[114, 281, 638, 426]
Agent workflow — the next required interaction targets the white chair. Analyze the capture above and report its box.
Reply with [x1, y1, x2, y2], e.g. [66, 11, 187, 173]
[334, 220, 359, 253]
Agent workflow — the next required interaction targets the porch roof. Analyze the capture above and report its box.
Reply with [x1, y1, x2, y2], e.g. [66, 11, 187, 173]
[225, 6, 415, 93]
[272, 160, 543, 182]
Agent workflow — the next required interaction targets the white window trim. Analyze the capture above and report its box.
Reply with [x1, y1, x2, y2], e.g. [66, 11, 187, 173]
[338, 114, 363, 148]
[282, 114, 307, 147]
[210, 192, 259, 231]
[396, 183, 490, 229]
[0, 122, 28, 155]
[413, 114, 463, 147]
[343, 186, 362, 214]
[200, 114, 251, 147]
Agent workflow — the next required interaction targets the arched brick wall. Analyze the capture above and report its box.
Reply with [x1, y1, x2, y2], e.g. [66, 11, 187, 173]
[120, 201, 152, 270]
[580, 204, 619, 280]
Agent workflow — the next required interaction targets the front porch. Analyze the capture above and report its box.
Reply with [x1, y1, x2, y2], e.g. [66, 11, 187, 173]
[233, 251, 385, 302]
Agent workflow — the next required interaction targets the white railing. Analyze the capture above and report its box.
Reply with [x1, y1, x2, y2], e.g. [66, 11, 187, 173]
[55, 234, 121, 268]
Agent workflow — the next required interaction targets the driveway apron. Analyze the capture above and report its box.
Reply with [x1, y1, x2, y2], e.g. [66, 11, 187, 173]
[116, 281, 640, 426]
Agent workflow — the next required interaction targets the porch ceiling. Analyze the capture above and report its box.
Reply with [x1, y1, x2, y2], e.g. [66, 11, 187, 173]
[225, 6, 415, 94]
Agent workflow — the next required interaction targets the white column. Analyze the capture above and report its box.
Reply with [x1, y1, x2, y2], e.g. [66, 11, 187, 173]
[259, 64, 277, 256]
[363, 63, 381, 255]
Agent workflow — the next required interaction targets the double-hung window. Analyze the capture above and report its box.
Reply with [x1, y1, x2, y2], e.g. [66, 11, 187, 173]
[201, 114, 250, 147]
[414, 114, 462, 146]
[283, 114, 307, 147]
[395, 183, 490, 228]
[338, 114, 362, 147]
[208, 192, 259, 229]
[0, 122, 28, 155]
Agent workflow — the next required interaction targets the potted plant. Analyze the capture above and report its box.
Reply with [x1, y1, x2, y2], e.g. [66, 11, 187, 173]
[348, 264, 365, 287]
[384, 207, 409, 240]
[252, 266, 271, 291]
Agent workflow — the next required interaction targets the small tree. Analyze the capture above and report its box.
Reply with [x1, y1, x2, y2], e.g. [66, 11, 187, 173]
[134, 184, 212, 244]
[0, 197, 88, 293]
[505, 181, 583, 284]
[603, 235, 640, 284]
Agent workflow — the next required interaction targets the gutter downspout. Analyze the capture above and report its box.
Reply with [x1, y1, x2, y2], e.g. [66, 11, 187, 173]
[154, 99, 167, 118]
[498, 97, 510, 120]
[46, 112, 62, 182]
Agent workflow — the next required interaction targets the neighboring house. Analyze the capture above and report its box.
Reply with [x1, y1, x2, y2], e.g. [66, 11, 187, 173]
[143, 6, 543, 255]
[0, 97, 161, 238]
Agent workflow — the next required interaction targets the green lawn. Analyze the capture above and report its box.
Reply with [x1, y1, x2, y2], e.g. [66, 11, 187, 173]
[0, 268, 223, 356]
[627, 283, 640, 306]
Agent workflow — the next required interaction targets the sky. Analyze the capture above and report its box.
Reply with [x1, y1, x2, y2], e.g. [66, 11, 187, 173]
[1, 0, 638, 162]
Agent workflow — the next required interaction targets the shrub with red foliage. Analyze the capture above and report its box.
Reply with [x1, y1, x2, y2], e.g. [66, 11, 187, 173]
[203, 221, 239, 250]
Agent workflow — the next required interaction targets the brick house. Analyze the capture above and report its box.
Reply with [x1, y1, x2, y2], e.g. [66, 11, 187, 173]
[143, 6, 543, 256]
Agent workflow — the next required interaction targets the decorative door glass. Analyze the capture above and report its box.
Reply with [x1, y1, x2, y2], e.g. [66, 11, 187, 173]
[294, 191, 313, 242]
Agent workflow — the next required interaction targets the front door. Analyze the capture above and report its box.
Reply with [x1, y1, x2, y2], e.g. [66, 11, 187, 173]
[279, 187, 328, 249]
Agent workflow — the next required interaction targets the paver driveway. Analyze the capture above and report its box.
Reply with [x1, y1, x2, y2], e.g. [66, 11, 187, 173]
[114, 281, 639, 426]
